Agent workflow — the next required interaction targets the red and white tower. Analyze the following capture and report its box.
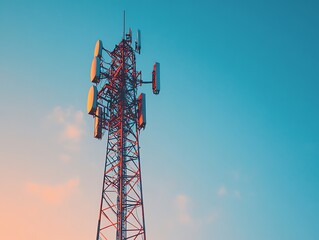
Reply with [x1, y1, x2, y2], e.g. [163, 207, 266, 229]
[87, 22, 160, 240]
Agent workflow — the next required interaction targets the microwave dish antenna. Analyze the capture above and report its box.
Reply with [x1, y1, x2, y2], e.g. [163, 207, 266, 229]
[94, 40, 103, 58]
[87, 85, 98, 115]
[90, 57, 101, 83]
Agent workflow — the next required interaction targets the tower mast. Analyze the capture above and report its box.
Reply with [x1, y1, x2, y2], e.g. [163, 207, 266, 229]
[87, 19, 160, 240]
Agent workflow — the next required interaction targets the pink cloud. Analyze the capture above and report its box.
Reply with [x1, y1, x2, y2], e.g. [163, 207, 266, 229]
[50, 106, 67, 124]
[175, 194, 192, 224]
[63, 124, 81, 141]
[47, 106, 85, 153]
[26, 178, 80, 204]
[58, 153, 71, 162]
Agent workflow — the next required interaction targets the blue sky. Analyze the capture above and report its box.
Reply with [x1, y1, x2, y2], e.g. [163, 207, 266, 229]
[0, 0, 318, 239]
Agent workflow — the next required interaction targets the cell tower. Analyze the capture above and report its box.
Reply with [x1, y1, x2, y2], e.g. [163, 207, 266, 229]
[86, 19, 160, 240]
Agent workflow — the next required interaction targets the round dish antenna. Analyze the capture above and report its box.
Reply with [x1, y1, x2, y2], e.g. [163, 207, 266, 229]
[90, 56, 101, 83]
[94, 40, 103, 58]
[87, 85, 98, 115]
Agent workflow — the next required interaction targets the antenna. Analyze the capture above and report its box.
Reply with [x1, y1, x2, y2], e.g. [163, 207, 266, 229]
[87, 85, 97, 115]
[123, 11, 126, 40]
[94, 107, 103, 139]
[90, 57, 100, 83]
[94, 40, 103, 58]
[138, 93, 146, 129]
[135, 29, 141, 54]
[152, 62, 160, 94]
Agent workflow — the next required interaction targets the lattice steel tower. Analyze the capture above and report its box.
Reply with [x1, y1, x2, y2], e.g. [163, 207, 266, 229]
[86, 20, 160, 240]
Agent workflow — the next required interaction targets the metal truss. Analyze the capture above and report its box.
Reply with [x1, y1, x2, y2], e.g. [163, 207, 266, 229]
[95, 38, 146, 240]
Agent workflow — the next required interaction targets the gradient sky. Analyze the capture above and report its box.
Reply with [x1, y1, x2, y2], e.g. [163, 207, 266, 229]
[1, 0, 319, 239]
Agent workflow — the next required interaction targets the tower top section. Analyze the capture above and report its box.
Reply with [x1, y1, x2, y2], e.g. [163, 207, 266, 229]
[86, 22, 161, 140]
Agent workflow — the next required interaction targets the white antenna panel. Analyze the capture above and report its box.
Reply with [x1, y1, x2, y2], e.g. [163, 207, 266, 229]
[94, 40, 103, 58]
[126, 28, 132, 43]
[94, 106, 103, 139]
[152, 62, 160, 95]
[138, 93, 146, 129]
[90, 56, 101, 83]
[135, 29, 141, 54]
[87, 85, 98, 115]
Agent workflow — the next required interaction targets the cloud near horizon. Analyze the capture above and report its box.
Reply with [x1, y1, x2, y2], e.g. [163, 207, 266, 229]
[50, 106, 85, 141]
[47, 106, 85, 153]
[26, 178, 80, 204]
[174, 194, 192, 225]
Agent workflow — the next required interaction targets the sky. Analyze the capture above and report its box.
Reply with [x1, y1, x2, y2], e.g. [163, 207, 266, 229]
[0, 0, 319, 239]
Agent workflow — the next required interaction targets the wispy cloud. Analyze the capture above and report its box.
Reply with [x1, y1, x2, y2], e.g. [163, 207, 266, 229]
[174, 194, 192, 225]
[26, 178, 80, 204]
[63, 123, 82, 141]
[46, 106, 86, 157]
[217, 185, 243, 200]
[58, 153, 72, 162]
[49, 106, 85, 143]
[217, 185, 227, 197]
